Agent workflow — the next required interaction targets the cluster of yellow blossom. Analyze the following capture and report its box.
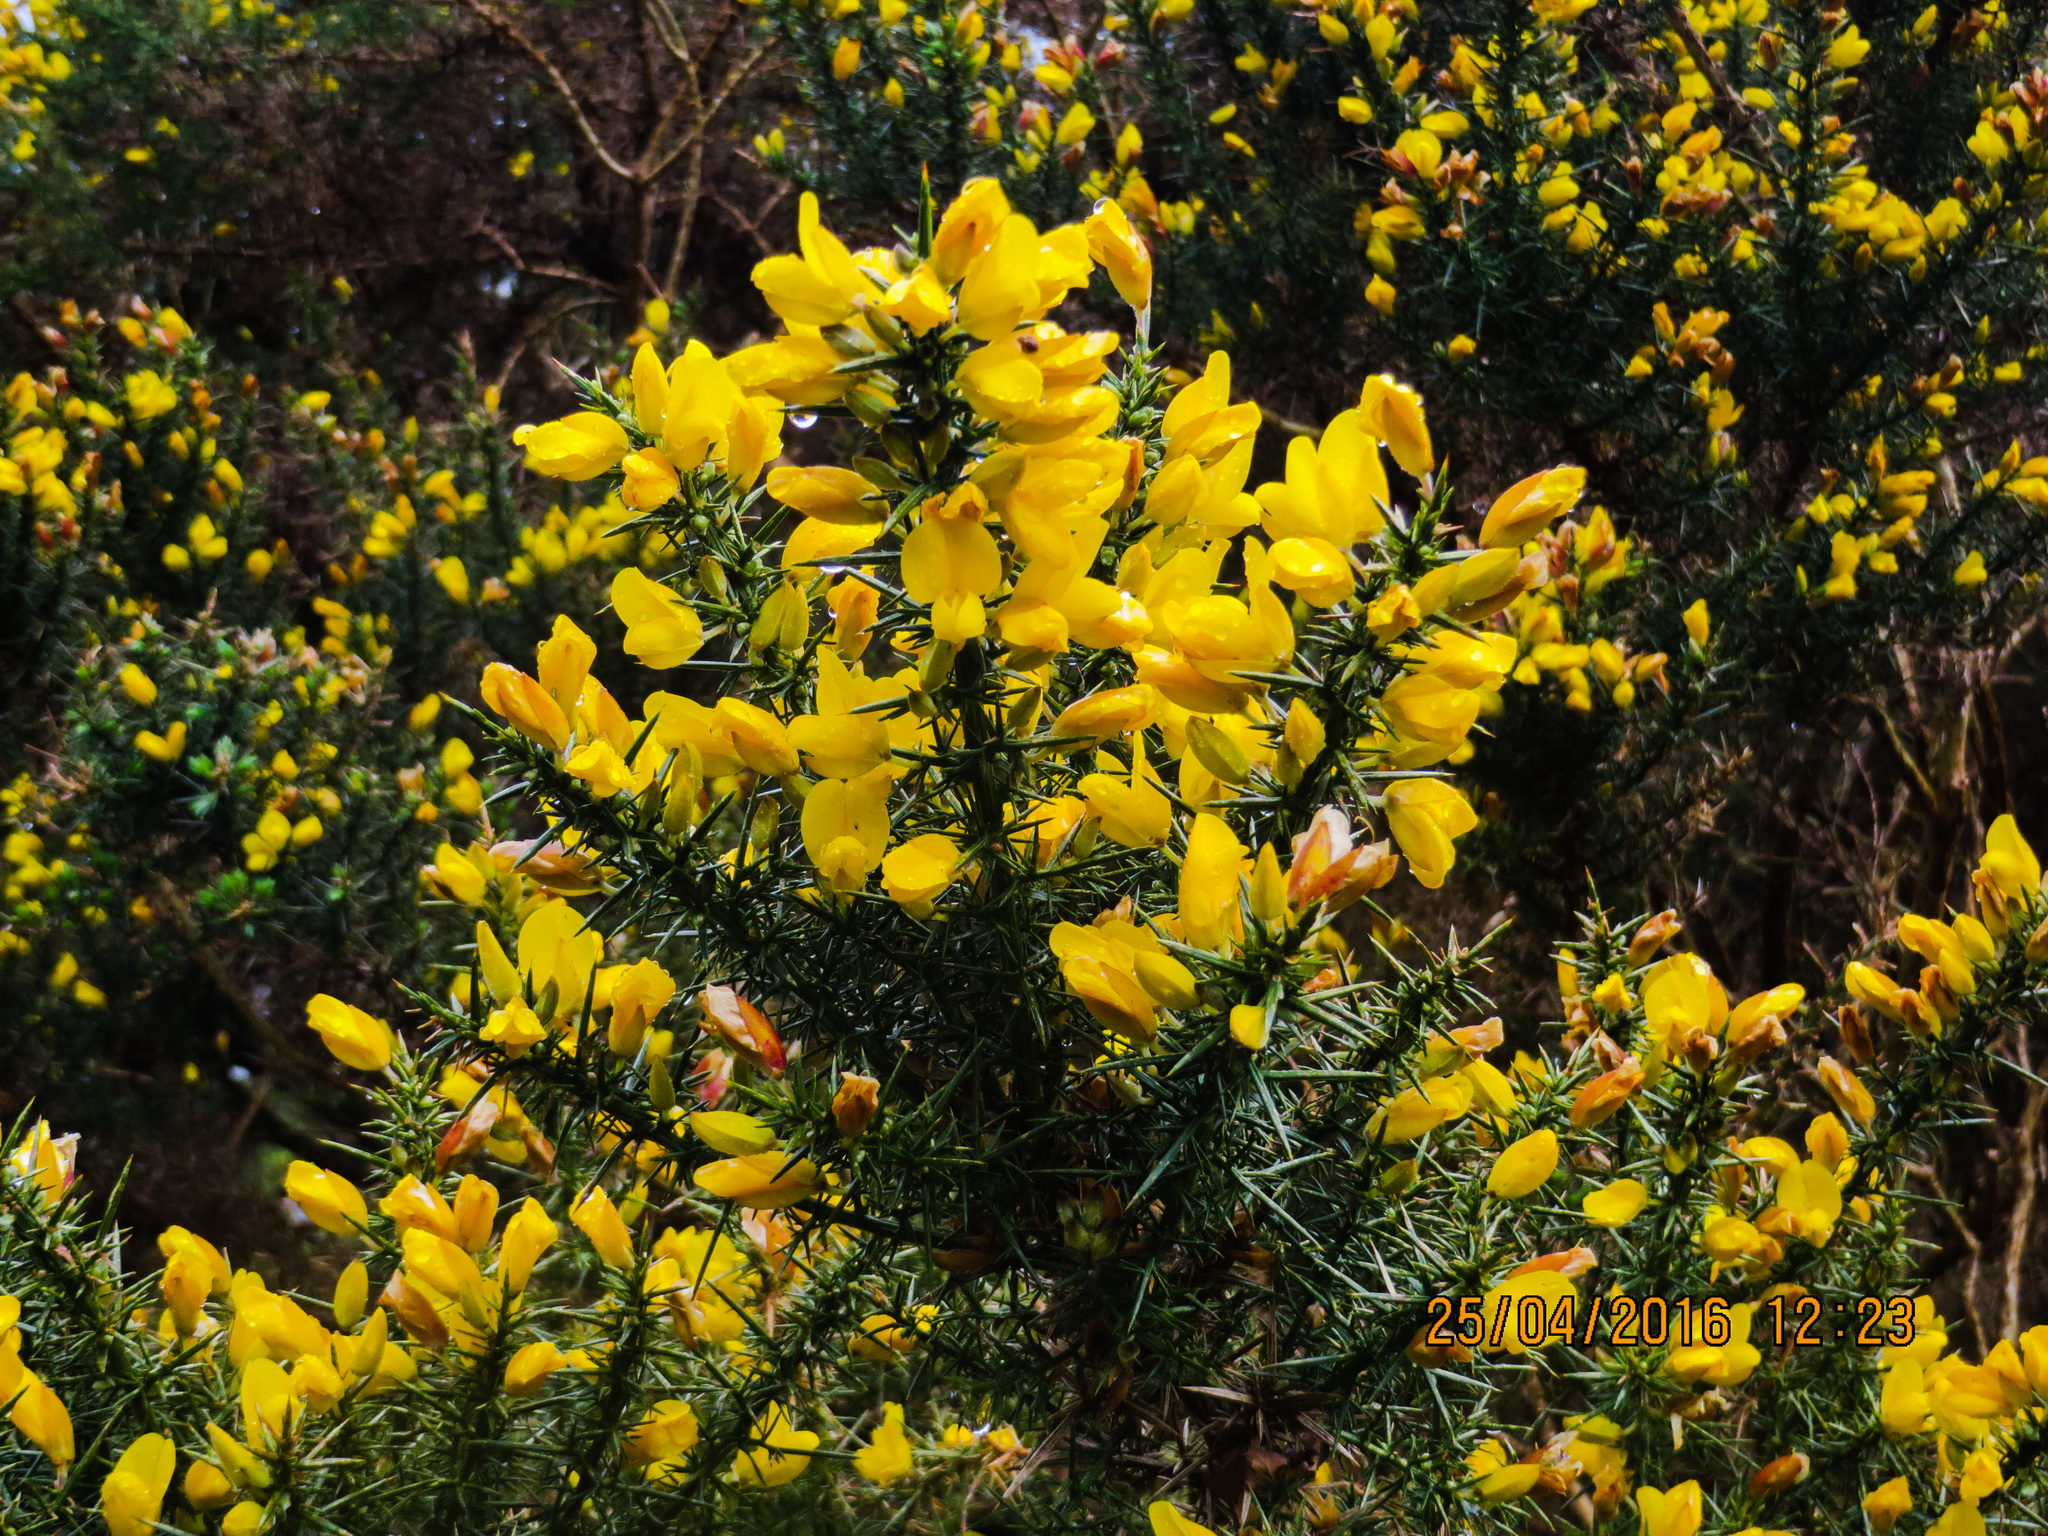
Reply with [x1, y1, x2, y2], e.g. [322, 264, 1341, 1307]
[501, 183, 1643, 1066]
[267, 988, 1015, 1500]
[294, 372, 666, 611]
[0, 1131, 78, 1473]
[1846, 816, 2045, 1039]
[0, 607, 486, 1037]
[1409, 818, 2044, 1527]
[3, 303, 251, 560]
[0, 0, 70, 165]
[103, 618, 480, 870]
[1873, 1293, 2048, 1526]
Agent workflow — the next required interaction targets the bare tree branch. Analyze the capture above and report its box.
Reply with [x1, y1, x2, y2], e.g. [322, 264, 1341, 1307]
[453, 0, 638, 181]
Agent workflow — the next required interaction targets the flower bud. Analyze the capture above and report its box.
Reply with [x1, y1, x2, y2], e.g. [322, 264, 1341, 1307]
[833, 1072, 882, 1138]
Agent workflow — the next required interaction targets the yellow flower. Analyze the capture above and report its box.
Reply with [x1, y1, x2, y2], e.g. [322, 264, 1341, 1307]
[732, 1402, 819, 1487]
[1229, 1002, 1270, 1049]
[1816, 1054, 1875, 1124]
[5, 1120, 78, 1203]
[1582, 1178, 1648, 1227]
[949, 211, 1038, 337]
[831, 35, 860, 78]
[124, 370, 177, 421]
[1084, 197, 1152, 312]
[1982, 813, 2041, 898]
[1486, 1128, 1558, 1198]
[160, 1244, 212, 1334]
[1766, 1158, 1843, 1246]
[500, 1198, 560, 1292]
[689, 1110, 779, 1156]
[8, 1374, 74, 1468]
[1880, 1358, 1931, 1435]
[708, 704, 794, 786]
[877, 263, 954, 333]
[565, 738, 641, 798]
[1570, 1058, 1644, 1128]
[1056, 101, 1096, 145]
[481, 900, 606, 1023]
[1138, 543, 1294, 712]
[1253, 409, 1389, 604]
[902, 483, 1001, 643]
[854, 1401, 915, 1484]
[1368, 1075, 1471, 1142]
[1149, 1500, 1217, 1536]
[426, 842, 489, 906]
[482, 998, 546, 1055]
[1358, 373, 1431, 477]
[1080, 742, 1171, 848]
[1862, 1475, 1912, 1532]
[1636, 1481, 1704, 1536]
[606, 956, 675, 1057]
[503, 1340, 568, 1397]
[1049, 919, 1171, 1041]
[881, 833, 962, 910]
[929, 177, 1011, 283]
[135, 720, 187, 763]
[800, 764, 894, 892]
[1047, 684, 1156, 748]
[570, 1185, 635, 1268]
[788, 650, 903, 778]
[1953, 549, 1987, 588]
[751, 191, 869, 328]
[100, 1433, 177, 1536]
[624, 1398, 701, 1467]
[693, 1152, 825, 1209]
[1380, 779, 1477, 888]
[305, 993, 395, 1071]
[1179, 811, 1249, 952]
[284, 1161, 367, 1235]
[1466, 1438, 1541, 1502]
[1413, 546, 1545, 624]
[118, 663, 157, 704]
[849, 1307, 933, 1360]
[480, 662, 569, 751]
[620, 445, 681, 510]
[515, 411, 630, 479]
[1479, 465, 1586, 548]
[182, 1460, 234, 1511]
[1588, 971, 1632, 1012]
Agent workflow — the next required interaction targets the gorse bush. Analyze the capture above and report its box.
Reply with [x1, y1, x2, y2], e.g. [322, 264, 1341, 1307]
[0, 0, 782, 384]
[763, 0, 2048, 954]
[0, 296, 671, 1186]
[3, 180, 2046, 1536]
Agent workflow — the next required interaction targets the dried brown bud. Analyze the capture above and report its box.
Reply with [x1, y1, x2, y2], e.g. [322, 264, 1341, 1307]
[1837, 1003, 1874, 1065]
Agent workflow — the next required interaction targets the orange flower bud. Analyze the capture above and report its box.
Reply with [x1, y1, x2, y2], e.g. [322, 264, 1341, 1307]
[1569, 1057, 1645, 1128]
[832, 1072, 881, 1138]
[698, 985, 789, 1073]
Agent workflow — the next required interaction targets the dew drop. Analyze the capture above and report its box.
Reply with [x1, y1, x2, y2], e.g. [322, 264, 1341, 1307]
[790, 411, 818, 431]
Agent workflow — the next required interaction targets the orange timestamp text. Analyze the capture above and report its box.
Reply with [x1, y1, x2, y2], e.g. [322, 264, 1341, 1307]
[1422, 1292, 1916, 1351]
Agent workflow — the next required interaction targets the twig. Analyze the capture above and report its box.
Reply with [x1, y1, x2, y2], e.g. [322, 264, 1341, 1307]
[2005, 1037, 2044, 1339]
[1915, 1159, 1993, 1355]
[453, 0, 636, 180]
